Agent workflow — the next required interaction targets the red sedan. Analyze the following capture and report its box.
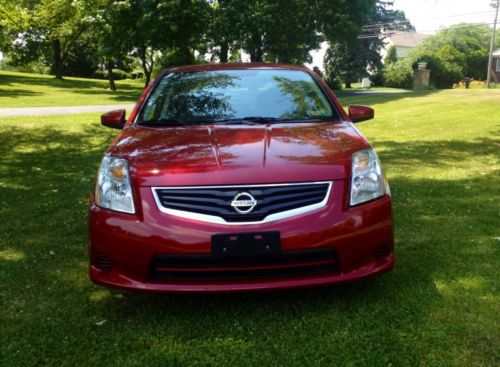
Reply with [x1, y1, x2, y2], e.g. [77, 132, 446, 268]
[89, 63, 394, 293]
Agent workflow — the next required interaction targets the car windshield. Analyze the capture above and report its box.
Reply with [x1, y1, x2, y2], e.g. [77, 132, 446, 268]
[138, 69, 337, 125]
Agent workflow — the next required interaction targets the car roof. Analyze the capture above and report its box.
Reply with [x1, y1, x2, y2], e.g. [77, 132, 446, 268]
[167, 63, 311, 73]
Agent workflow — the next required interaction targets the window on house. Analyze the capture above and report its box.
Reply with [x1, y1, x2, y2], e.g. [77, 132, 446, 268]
[496, 58, 500, 72]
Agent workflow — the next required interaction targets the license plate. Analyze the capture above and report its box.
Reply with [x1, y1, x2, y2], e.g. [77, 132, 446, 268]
[211, 231, 281, 259]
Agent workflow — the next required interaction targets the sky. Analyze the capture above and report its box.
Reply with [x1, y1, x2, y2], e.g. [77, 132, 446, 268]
[307, 0, 498, 70]
[393, 0, 496, 32]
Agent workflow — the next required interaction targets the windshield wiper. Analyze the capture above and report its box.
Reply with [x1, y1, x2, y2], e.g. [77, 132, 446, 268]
[137, 118, 190, 127]
[212, 116, 334, 125]
[213, 117, 291, 125]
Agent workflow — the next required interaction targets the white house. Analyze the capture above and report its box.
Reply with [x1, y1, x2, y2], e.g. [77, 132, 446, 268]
[381, 32, 427, 61]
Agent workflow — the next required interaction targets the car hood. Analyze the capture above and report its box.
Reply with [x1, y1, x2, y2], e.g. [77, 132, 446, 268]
[108, 122, 369, 186]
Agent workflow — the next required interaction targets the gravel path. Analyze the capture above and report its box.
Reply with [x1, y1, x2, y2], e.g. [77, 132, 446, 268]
[0, 104, 136, 117]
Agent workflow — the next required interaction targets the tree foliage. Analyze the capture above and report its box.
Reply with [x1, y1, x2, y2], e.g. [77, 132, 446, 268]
[8, 0, 100, 79]
[412, 24, 493, 81]
[207, 0, 375, 64]
[384, 45, 398, 64]
[324, 0, 413, 88]
[2, 0, 388, 88]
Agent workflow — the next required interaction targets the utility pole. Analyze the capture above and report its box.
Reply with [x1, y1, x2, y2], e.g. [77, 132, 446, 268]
[487, 0, 499, 88]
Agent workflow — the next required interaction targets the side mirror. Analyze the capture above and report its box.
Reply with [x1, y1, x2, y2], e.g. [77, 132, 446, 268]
[101, 109, 126, 129]
[348, 105, 374, 123]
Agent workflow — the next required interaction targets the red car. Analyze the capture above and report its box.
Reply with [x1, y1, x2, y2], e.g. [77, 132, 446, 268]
[89, 63, 394, 293]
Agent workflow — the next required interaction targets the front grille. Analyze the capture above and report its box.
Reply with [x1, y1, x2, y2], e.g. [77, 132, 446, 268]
[149, 248, 338, 281]
[153, 182, 331, 223]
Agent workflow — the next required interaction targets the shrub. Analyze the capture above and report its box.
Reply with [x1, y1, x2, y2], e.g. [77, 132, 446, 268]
[0, 58, 49, 74]
[384, 45, 398, 65]
[384, 60, 413, 89]
[93, 69, 130, 80]
[452, 80, 486, 89]
[411, 54, 463, 89]
[324, 76, 343, 90]
[369, 69, 385, 87]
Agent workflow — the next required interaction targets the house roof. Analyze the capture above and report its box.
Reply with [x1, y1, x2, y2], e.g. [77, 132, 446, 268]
[493, 49, 500, 57]
[387, 32, 427, 48]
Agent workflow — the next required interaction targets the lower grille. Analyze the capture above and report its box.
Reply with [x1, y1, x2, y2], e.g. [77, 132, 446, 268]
[149, 248, 338, 281]
[94, 253, 113, 271]
[374, 243, 392, 258]
[152, 181, 332, 224]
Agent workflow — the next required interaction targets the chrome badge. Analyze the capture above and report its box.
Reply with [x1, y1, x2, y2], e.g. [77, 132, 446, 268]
[230, 192, 258, 214]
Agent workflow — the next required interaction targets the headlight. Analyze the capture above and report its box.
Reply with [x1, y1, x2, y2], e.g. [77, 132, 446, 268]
[95, 156, 135, 213]
[350, 148, 385, 206]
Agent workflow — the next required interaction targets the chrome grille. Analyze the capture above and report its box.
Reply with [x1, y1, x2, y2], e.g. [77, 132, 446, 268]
[152, 181, 332, 224]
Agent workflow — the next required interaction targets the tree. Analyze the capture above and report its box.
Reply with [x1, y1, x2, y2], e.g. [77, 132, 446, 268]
[207, 0, 376, 64]
[93, 0, 134, 90]
[412, 24, 493, 80]
[324, 41, 372, 88]
[207, 0, 245, 62]
[324, 0, 413, 88]
[123, 0, 209, 87]
[64, 34, 100, 78]
[0, 1, 28, 53]
[2, 0, 100, 79]
[384, 45, 398, 64]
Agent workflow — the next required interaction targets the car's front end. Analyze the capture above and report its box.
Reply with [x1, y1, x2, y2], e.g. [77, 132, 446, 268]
[88, 64, 394, 293]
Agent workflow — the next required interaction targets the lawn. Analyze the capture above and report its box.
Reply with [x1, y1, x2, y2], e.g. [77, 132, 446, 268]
[0, 71, 144, 108]
[0, 89, 499, 366]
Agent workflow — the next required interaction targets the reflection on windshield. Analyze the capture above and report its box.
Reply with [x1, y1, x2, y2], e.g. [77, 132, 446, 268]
[139, 69, 336, 125]
[142, 72, 237, 122]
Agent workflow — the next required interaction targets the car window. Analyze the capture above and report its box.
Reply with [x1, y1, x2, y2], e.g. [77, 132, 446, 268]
[138, 69, 338, 125]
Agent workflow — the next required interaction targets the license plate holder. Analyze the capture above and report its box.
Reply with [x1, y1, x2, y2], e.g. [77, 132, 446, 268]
[211, 231, 281, 260]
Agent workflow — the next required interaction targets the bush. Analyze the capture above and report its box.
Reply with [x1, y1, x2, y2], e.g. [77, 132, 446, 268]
[324, 76, 343, 90]
[0, 58, 49, 74]
[93, 69, 130, 80]
[369, 69, 385, 87]
[411, 54, 463, 89]
[384, 60, 413, 89]
[452, 80, 486, 89]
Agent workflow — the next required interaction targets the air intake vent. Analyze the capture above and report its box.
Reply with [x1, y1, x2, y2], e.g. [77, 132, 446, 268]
[152, 181, 332, 224]
[94, 253, 113, 271]
[374, 244, 391, 259]
[149, 248, 338, 281]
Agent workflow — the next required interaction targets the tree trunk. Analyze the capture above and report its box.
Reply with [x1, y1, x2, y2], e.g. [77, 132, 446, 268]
[180, 46, 193, 65]
[220, 42, 229, 63]
[141, 48, 154, 88]
[144, 70, 152, 88]
[345, 76, 352, 88]
[250, 33, 264, 62]
[106, 59, 116, 92]
[250, 48, 263, 62]
[52, 40, 63, 79]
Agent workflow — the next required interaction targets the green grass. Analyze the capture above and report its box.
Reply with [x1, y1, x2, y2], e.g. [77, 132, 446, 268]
[344, 82, 409, 92]
[1, 89, 499, 366]
[0, 71, 144, 107]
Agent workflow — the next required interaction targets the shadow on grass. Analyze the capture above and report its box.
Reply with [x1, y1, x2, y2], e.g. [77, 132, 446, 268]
[0, 72, 143, 102]
[336, 89, 439, 107]
[0, 88, 43, 98]
[373, 137, 500, 167]
[0, 123, 498, 365]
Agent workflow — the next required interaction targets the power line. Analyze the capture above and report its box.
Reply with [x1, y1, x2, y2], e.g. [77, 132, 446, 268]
[357, 22, 496, 39]
[362, 9, 497, 28]
[486, 0, 499, 87]
[360, 10, 497, 33]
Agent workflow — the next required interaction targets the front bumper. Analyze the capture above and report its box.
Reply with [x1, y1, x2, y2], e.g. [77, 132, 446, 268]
[88, 182, 394, 293]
